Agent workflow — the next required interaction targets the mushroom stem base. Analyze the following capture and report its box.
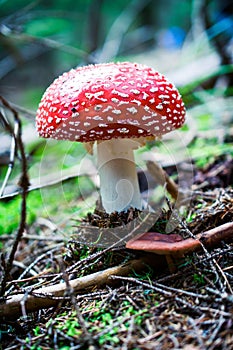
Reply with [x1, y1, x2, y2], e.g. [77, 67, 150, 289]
[96, 139, 142, 213]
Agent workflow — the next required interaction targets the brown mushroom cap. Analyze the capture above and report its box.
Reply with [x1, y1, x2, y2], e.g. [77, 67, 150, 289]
[126, 231, 201, 256]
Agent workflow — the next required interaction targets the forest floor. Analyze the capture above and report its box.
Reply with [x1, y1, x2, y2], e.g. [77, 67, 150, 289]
[0, 148, 233, 350]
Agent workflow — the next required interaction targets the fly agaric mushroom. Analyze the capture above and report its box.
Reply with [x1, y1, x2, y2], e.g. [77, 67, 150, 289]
[36, 62, 185, 213]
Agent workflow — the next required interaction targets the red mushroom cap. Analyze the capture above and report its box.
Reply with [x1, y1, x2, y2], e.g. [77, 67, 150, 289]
[36, 62, 186, 142]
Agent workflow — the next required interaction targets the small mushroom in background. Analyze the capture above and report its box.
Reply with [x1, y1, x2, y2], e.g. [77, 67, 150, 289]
[126, 231, 199, 272]
[126, 222, 233, 272]
[36, 62, 186, 214]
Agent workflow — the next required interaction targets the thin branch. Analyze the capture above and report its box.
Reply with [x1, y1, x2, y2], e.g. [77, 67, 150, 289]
[178, 217, 233, 294]
[0, 160, 96, 199]
[62, 268, 92, 345]
[0, 109, 18, 197]
[0, 259, 145, 321]
[0, 96, 30, 296]
[146, 160, 179, 200]
[110, 275, 232, 317]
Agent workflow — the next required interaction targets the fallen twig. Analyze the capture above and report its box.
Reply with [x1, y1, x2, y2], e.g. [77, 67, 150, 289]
[0, 97, 29, 296]
[110, 275, 233, 317]
[0, 160, 96, 199]
[146, 160, 179, 200]
[127, 222, 233, 256]
[0, 259, 145, 321]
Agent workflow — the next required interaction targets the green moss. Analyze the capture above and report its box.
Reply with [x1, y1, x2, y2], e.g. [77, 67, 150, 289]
[0, 197, 20, 234]
[193, 273, 205, 286]
[188, 138, 233, 168]
[0, 191, 44, 235]
[0, 174, 95, 236]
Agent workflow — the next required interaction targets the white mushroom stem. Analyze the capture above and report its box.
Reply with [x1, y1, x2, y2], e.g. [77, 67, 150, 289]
[96, 138, 143, 213]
